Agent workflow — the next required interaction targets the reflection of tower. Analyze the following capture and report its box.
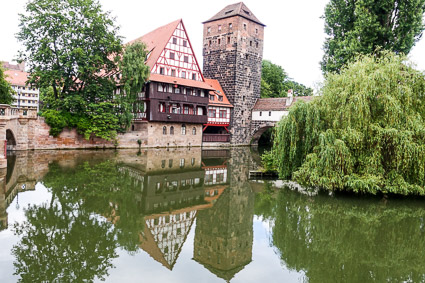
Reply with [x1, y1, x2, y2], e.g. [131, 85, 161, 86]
[194, 148, 254, 281]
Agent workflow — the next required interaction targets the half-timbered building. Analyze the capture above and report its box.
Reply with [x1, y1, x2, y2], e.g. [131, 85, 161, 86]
[129, 19, 214, 147]
[203, 79, 233, 144]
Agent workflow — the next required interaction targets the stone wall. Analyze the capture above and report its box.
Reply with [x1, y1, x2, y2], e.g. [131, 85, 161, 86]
[147, 122, 203, 148]
[203, 14, 264, 145]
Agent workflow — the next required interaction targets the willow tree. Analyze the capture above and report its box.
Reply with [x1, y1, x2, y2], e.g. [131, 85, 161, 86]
[271, 52, 425, 195]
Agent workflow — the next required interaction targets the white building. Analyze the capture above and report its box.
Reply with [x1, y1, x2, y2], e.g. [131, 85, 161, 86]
[3, 62, 39, 111]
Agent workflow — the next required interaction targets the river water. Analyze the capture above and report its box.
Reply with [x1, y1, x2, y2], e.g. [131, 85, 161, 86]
[0, 148, 424, 282]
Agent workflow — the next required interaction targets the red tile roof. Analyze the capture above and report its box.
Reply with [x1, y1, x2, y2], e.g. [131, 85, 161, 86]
[150, 74, 215, 90]
[4, 69, 29, 86]
[253, 96, 315, 111]
[204, 78, 233, 107]
[128, 19, 181, 70]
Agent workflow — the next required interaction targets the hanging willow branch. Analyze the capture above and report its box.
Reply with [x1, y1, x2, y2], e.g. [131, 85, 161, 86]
[270, 52, 425, 195]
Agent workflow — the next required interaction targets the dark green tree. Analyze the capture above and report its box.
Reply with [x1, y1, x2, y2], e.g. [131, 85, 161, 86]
[321, 0, 425, 74]
[261, 60, 313, 98]
[0, 64, 14, 105]
[270, 52, 425, 195]
[17, 0, 149, 139]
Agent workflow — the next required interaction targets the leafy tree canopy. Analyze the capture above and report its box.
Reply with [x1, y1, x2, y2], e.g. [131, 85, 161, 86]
[261, 60, 313, 98]
[0, 64, 14, 105]
[269, 52, 425, 195]
[321, 0, 425, 74]
[17, 0, 149, 140]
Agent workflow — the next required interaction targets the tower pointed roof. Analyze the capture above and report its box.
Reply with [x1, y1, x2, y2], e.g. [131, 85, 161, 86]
[203, 2, 265, 26]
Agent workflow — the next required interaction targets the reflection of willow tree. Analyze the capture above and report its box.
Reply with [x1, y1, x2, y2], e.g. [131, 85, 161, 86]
[13, 160, 146, 282]
[256, 188, 425, 283]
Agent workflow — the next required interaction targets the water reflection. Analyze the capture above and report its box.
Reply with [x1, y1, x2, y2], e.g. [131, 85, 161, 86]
[255, 185, 425, 283]
[2, 149, 425, 282]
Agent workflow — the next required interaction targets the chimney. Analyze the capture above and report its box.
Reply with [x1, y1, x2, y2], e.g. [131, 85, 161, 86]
[286, 89, 293, 107]
[18, 61, 25, 72]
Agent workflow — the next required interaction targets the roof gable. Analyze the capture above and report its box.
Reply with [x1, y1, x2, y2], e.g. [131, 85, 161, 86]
[128, 19, 212, 89]
[203, 2, 265, 26]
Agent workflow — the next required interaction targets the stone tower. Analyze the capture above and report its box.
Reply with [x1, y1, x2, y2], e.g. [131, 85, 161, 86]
[203, 2, 265, 145]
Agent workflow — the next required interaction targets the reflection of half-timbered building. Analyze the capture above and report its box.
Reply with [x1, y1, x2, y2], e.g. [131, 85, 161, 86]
[128, 20, 214, 147]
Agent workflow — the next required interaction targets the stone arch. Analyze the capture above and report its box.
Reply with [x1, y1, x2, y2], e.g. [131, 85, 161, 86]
[6, 129, 16, 151]
[250, 123, 275, 146]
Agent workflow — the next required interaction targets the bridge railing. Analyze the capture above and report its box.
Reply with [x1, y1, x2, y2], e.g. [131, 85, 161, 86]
[0, 105, 37, 119]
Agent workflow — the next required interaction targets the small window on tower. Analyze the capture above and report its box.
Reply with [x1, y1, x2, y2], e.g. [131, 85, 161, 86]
[218, 38, 221, 45]
[256, 42, 259, 48]
[244, 23, 247, 30]
[227, 37, 230, 44]
[183, 40, 187, 47]
[207, 27, 211, 34]
[218, 25, 222, 31]
[170, 52, 175, 60]
[250, 41, 252, 47]
[256, 28, 258, 34]
[184, 56, 189, 63]
[229, 23, 232, 29]
[246, 54, 249, 60]
[209, 40, 212, 46]
[173, 37, 177, 44]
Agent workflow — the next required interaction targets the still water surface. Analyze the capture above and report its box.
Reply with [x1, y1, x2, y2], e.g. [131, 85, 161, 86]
[0, 148, 424, 282]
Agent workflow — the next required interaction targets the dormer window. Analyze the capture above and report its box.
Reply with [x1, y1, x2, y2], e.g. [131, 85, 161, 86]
[243, 9, 250, 15]
[209, 95, 215, 101]
[218, 95, 223, 101]
[225, 10, 233, 15]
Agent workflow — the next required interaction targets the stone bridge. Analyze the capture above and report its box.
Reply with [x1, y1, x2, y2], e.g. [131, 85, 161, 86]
[250, 120, 276, 145]
[0, 105, 38, 169]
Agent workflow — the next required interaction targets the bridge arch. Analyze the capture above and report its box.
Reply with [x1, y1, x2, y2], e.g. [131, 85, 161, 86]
[250, 122, 276, 146]
[6, 129, 16, 151]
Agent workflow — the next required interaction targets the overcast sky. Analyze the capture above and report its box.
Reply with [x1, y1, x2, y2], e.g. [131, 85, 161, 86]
[1, 0, 424, 89]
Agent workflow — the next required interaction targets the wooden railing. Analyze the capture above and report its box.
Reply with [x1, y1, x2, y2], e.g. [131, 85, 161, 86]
[202, 134, 230, 142]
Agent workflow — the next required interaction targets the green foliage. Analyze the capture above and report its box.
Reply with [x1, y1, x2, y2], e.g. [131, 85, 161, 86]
[17, 0, 149, 140]
[261, 60, 313, 97]
[321, 0, 425, 73]
[255, 187, 425, 282]
[0, 64, 14, 105]
[270, 52, 425, 195]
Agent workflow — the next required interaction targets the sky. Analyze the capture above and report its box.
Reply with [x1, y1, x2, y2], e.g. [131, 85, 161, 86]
[1, 0, 424, 89]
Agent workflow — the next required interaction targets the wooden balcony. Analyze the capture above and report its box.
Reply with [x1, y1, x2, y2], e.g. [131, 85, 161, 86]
[202, 134, 230, 143]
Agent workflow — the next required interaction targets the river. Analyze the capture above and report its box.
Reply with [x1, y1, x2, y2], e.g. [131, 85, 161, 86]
[0, 148, 424, 282]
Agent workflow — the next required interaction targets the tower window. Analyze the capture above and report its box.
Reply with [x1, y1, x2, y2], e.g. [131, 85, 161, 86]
[218, 38, 221, 45]
[229, 23, 232, 29]
[241, 110, 244, 115]
[256, 28, 258, 34]
[250, 41, 252, 47]
[227, 37, 231, 44]
[209, 40, 212, 46]
[170, 126, 174, 135]
[170, 52, 175, 60]
[163, 126, 167, 135]
[207, 27, 211, 34]
[218, 25, 222, 31]
[256, 42, 259, 48]
[173, 37, 177, 44]
[192, 127, 196, 135]
[244, 23, 247, 30]
[246, 54, 249, 60]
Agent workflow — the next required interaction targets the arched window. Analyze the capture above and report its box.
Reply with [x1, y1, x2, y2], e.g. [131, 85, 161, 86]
[192, 127, 196, 135]
[181, 124, 186, 135]
[170, 126, 174, 135]
[163, 126, 167, 135]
